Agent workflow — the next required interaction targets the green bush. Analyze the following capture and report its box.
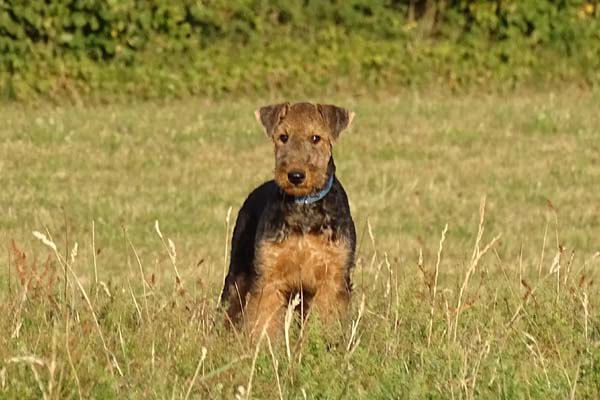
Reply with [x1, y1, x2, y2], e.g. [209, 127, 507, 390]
[1, 0, 599, 100]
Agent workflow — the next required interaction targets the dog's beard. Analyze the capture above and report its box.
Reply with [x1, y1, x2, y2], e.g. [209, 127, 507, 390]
[274, 166, 329, 197]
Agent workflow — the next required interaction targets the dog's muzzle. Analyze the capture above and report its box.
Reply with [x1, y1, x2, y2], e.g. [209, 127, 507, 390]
[287, 170, 306, 186]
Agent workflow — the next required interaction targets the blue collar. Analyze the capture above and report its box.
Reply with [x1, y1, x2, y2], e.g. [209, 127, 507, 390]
[294, 175, 334, 205]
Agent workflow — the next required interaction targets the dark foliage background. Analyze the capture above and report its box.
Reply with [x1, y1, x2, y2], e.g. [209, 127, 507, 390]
[1, 0, 599, 100]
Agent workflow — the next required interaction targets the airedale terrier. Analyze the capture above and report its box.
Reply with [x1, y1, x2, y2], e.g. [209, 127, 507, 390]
[220, 102, 356, 339]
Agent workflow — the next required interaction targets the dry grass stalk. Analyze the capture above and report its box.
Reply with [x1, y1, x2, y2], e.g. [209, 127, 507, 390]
[32, 231, 121, 381]
[548, 249, 562, 303]
[580, 292, 589, 344]
[428, 223, 448, 347]
[538, 221, 549, 278]
[508, 269, 553, 327]
[383, 253, 393, 322]
[518, 243, 523, 288]
[368, 219, 384, 293]
[266, 335, 284, 400]
[50, 226, 70, 303]
[453, 198, 501, 343]
[284, 293, 302, 362]
[73, 260, 123, 378]
[154, 220, 182, 287]
[7, 243, 11, 296]
[563, 250, 575, 285]
[347, 294, 366, 354]
[8, 356, 47, 400]
[117, 323, 129, 375]
[92, 220, 98, 296]
[469, 340, 490, 399]
[47, 324, 58, 399]
[11, 285, 28, 339]
[522, 331, 551, 388]
[151, 338, 156, 377]
[367, 218, 375, 252]
[184, 347, 208, 400]
[128, 238, 150, 321]
[11, 240, 58, 301]
[569, 364, 581, 400]
[222, 206, 233, 299]
[127, 279, 143, 322]
[245, 327, 268, 400]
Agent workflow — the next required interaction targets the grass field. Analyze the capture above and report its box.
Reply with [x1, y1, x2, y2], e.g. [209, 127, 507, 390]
[1, 90, 599, 398]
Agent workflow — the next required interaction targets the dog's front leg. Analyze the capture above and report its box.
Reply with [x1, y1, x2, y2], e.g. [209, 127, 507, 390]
[245, 282, 286, 341]
[309, 279, 350, 325]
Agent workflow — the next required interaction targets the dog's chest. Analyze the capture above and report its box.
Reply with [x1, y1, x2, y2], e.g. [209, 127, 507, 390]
[282, 205, 332, 233]
[255, 229, 349, 291]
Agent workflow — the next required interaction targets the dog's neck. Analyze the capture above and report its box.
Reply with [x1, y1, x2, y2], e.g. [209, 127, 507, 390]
[271, 164, 341, 240]
[293, 175, 334, 205]
[284, 158, 336, 205]
[274, 158, 337, 236]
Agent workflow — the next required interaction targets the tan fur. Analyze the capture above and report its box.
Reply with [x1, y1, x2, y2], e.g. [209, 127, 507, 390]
[271, 104, 335, 197]
[245, 231, 351, 338]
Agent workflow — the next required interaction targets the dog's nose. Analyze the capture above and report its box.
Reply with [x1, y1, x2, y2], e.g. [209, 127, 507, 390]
[287, 170, 306, 186]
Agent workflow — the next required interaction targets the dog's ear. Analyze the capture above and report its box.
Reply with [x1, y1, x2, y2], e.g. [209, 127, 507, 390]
[255, 102, 290, 137]
[317, 104, 354, 140]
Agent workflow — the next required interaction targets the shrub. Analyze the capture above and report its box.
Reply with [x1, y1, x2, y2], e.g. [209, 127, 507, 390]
[0, 1, 599, 100]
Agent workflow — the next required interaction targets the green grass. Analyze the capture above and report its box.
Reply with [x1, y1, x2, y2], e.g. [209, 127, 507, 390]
[1, 90, 599, 398]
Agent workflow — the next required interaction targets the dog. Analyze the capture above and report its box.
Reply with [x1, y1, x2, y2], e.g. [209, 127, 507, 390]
[220, 102, 356, 339]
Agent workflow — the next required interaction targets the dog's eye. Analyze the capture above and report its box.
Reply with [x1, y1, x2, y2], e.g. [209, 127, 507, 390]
[279, 134, 289, 143]
[311, 135, 321, 144]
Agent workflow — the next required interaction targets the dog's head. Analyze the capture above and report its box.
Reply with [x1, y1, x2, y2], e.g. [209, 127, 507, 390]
[255, 102, 354, 197]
